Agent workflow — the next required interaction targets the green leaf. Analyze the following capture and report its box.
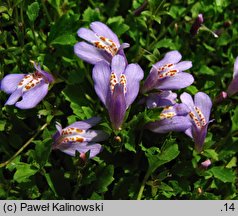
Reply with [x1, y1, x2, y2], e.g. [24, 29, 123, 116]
[203, 149, 219, 161]
[169, 5, 186, 19]
[6, 156, 21, 171]
[48, 14, 79, 44]
[203, 43, 216, 52]
[231, 106, 238, 132]
[47, 0, 60, 11]
[107, 16, 130, 36]
[82, 7, 101, 23]
[198, 65, 215, 76]
[50, 34, 77, 45]
[33, 138, 52, 167]
[124, 142, 136, 153]
[0, 120, 6, 131]
[146, 140, 180, 173]
[209, 167, 236, 183]
[155, 38, 177, 49]
[62, 85, 95, 119]
[44, 173, 58, 197]
[13, 164, 38, 183]
[186, 85, 199, 95]
[26, 2, 40, 23]
[216, 33, 230, 46]
[90, 192, 103, 200]
[0, 6, 8, 13]
[226, 157, 237, 168]
[95, 165, 114, 193]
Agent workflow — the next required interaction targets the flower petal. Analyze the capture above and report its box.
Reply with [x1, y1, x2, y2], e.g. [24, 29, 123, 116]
[233, 56, 238, 78]
[123, 63, 144, 107]
[52, 122, 62, 144]
[120, 43, 130, 49]
[194, 92, 212, 122]
[141, 67, 158, 93]
[111, 55, 126, 77]
[227, 57, 238, 96]
[67, 117, 102, 130]
[92, 61, 111, 106]
[81, 143, 102, 158]
[155, 72, 194, 90]
[175, 61, 192, 71]
[0, 74, 25, 94]
[193, 125, 208, 152]
[146, 116, 192, 133]
[15, 82, 49, 109]
[201, 159, 211, 168]
[74, 42, 110, 65]
[77, 27, 99, 42]
[82, 130, 109, 142]
[180, 92, 195, 109]
[108, 83, 126, 129]
[185, 127, 193, 138]
[227, 78, 238, 96]
[34, 63, 54, 83]
[90, 21, 120, 47]
[56, 142, 102, 158]
[5, 88, 23, 105]
[154, 51, 182, 69]
[117, 50, 128, 65]
[146, 91, 177, 109]
[172, 103, 190, 116]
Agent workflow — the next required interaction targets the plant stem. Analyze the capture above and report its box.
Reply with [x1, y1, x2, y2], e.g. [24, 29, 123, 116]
[41, 0, 52, 23]
[31, 24, 38, 48]
[20, 0, 25, 47]
[137, 169, 151, 200]
[0, 123, 48, 168]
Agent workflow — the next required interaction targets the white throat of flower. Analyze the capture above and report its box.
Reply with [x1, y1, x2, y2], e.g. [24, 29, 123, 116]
[157, 63, 178, 79]
[160, 106, 176, 119]
[93, 35, 118, 56]
[189, 106, 206, 128]
[110, 72, 127, 94]
[18, 71, 47, 92]
[58, 127, 86, 144]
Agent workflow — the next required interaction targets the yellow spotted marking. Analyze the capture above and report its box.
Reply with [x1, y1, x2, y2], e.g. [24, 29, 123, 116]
[195, 106, 206, 126]
[160, 111, 176, 119]
[18, 71, 49, 92]
[110, 73, 127, 93]
[58, 127, 85, 145]
[93, 35, 118, 56]
[157, 63, 179, 79]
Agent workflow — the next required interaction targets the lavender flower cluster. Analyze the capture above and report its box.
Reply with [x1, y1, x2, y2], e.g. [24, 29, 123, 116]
[1, 20, 237, 159]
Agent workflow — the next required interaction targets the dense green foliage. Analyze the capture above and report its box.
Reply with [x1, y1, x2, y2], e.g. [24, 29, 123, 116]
[0, 0, 237, 199]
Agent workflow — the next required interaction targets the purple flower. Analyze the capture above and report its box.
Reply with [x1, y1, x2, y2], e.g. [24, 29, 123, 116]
[52, 117, 108, 158]
[190, 14, 204, 36]
[0, 62, 54, 109]
[227, 57, 238, 96]
[141, 51, 194, 93]
[201, 159, 211, 168]
[92, 55, 144, 130]
[214, 91, 227, 104]
[180, 92, 212, 152]
[146, 91, 177, 109]
[145, 103, 192, 133]
[74, 21, 129, 65]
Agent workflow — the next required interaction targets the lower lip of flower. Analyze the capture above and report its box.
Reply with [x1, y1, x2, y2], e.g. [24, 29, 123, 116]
[18, 72, 47, 92]
[189, 106, 206, 128]
[160, 112, 176, 119]
[157, 63, 178, 79]
[93, 35, 118, 56]
[110, 72, 127, 93]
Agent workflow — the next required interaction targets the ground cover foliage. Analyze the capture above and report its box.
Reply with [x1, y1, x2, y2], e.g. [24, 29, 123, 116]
[0, 0, 238, 200]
